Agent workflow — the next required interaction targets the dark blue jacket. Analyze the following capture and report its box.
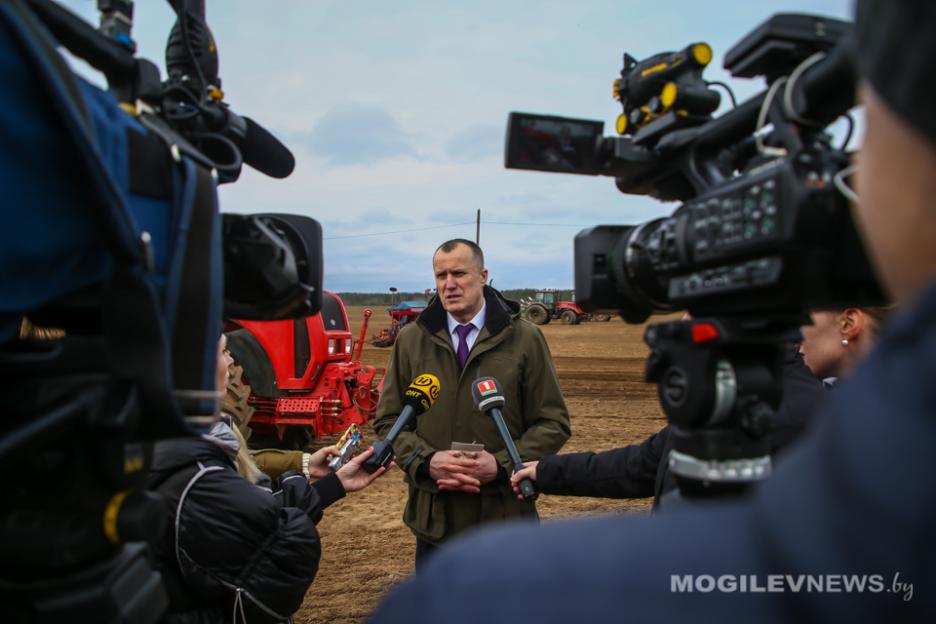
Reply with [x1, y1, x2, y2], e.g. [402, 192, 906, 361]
[370, 285, 936, 623]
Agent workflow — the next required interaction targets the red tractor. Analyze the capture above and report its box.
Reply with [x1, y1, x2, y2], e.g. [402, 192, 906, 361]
[370, 287, 430, 348]
[224, 291, 381, 449]
[523, 289, 611, 325]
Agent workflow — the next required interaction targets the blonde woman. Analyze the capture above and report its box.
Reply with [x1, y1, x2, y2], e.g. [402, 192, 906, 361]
[146, 335, 391, 622]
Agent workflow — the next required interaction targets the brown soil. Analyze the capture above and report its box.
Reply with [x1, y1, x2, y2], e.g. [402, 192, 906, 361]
[294, 306, 669, 623]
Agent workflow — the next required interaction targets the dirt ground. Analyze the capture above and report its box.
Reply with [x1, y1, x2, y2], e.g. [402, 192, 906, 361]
[294, 306, 668, 623]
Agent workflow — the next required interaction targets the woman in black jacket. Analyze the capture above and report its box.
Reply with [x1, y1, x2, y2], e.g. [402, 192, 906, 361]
[146, 335, 389, 623]
[510, 345, 825, 509]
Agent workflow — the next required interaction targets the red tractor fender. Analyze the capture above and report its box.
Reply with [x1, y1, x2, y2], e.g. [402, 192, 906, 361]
[231, 292, 356, 392]
[556, 301, 587, 315]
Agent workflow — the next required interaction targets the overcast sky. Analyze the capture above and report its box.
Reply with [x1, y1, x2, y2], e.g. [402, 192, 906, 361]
[61, 0, 854, 292]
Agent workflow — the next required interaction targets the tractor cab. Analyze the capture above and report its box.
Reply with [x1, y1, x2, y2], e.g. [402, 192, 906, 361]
[224, 291, 381, 449]
[319, 292, 354, 362]
[534, 290, 557, 308]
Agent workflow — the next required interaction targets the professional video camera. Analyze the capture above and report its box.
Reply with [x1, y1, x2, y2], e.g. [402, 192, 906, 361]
[504, 14, 886, 505]
[0, 1, 321, 621]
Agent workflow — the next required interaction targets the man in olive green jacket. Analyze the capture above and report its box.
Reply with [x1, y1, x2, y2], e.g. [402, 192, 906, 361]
[374, 239, 571, 566]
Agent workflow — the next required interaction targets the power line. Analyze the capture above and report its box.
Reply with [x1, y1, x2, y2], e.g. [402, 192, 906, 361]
[324, 220, 589, 240]
[324, 222, 474, 240]
[483, 221, 591, 227]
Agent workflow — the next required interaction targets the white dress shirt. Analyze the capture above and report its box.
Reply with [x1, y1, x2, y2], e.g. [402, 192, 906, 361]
[447, 302, 486, 353]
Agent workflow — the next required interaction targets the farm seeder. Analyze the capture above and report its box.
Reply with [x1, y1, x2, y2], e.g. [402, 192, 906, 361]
[370, 287, 431, 347]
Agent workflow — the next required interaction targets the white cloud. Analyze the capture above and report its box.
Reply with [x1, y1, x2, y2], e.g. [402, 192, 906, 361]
[301, 103, 418, 165]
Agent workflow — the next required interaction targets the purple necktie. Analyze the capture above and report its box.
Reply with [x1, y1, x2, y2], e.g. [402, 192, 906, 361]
[454, 323, 474, 369]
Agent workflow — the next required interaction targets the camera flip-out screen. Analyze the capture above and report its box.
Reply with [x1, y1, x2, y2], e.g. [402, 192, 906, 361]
[505, 112, 603, 175]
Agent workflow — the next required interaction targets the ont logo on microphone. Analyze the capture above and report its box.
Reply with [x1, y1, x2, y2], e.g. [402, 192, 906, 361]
[413, 374, 441, 401]
[476, 380, 497, 396]
[405, 388, 432, 412]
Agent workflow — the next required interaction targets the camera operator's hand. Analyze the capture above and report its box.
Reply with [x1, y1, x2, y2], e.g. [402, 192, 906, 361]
[335, 447, 393, 493]
[511, 461, 539, 501]
[306, 446, 341, 480]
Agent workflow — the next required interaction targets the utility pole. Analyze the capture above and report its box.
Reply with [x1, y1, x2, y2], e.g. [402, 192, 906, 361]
[476, 209, 481, 245]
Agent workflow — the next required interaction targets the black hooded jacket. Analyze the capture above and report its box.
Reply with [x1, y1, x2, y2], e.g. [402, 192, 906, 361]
[146, 437, 345, 623]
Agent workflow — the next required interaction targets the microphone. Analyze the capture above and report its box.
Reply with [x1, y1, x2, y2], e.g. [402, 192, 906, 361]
[164, 1, 295, 180]
[203, 111, 296, 180]
[241, 116, 296, 179]
[471, 376, 537, 501]
[363, 374, 441, 473]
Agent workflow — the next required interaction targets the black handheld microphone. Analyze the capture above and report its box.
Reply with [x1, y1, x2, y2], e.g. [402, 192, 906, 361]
[241, 116, 296, 179]
[363, 374, 441, 473]
[471, 376, 537, 501]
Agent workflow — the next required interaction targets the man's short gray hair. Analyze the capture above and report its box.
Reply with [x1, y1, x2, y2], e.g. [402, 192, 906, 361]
[434, 239, 485, 271]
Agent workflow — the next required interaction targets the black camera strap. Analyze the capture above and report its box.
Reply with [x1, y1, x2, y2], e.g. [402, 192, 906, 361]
[124, 117, 222, 424]
[170, 162, 222, 423]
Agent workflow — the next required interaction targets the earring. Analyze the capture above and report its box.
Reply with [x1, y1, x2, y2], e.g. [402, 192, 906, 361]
[841, 339, 849, 347]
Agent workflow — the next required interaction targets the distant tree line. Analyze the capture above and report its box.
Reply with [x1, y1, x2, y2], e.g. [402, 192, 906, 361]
[335, 288, 576, 307]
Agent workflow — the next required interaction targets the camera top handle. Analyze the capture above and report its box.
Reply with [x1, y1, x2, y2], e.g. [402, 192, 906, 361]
[611, 28, 857, 202]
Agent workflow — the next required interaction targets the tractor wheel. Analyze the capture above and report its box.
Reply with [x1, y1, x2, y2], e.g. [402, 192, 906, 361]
[592, 313, 612, 322]
[560, 309, 579, 325]
[223, 364, 255, 440]
[526, 304, 550, 325]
